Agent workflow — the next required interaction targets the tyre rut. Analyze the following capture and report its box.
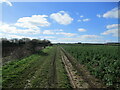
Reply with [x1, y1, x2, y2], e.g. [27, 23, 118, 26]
[48, 47, 57, 88]
[60, 47, 89, 88]
[60, 47, 105, 88]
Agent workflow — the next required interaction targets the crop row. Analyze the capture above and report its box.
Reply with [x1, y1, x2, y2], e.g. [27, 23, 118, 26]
[61, 44, 120, 88]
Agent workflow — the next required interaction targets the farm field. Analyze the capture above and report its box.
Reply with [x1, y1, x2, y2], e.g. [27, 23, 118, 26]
[61, 44, 120, 88]
[2, 45, 120, 88]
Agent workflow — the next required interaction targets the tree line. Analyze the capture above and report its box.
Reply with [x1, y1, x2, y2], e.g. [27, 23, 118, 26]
[2, 38, 52, 64]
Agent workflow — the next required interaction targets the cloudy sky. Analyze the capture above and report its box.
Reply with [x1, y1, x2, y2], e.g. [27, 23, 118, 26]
[0, 0, 119, 43]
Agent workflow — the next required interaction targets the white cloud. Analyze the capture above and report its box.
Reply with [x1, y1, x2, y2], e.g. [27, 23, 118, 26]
[103, 7, 118, 18]
[80, 15, 84, 18]
[78, 18, 90, 22]
[80, 35, 100, 39]
[15, 15, 50, 29]
[97, 14, 101, 18]
[50, 11, 73, 25]
[83, 18, 90, 22]
[54, 34, 103, 43]
[101, 24, 119, 37]
[53, 29, 63, 32]
[42, 30, 54, 35]
[56, 32, 76, 37]
[39, 36, 55, 39]
[78, 28, 86, 32]
[0, 33, 38, 39]
[42, 29, 76, 37]
[0, 23, 41, 35]
[43, 36, 55, 39]
[0, 0, 12, 6]
[42, 29, 63, 35]
[77, 19, 81, 22]
[101, 29, 118, 37]
[15, 22, 39, 30]
[6, 35, 36, 39]
[106, 24, 119, 29]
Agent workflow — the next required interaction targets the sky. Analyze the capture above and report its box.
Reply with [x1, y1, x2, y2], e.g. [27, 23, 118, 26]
[0, 0, 119, 43]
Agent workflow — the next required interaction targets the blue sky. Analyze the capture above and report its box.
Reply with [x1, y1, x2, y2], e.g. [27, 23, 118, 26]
[0, 1, 119, 43]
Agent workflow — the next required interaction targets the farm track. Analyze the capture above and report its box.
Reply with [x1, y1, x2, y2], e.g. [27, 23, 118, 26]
[60, 47, 105, 88]
[24, 56, 49, 88]
[48, 47, 57, 88]
[60, 47, 89, 88]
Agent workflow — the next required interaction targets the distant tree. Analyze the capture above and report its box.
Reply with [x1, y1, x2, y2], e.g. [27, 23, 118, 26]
[78, 42, 81, 44]
[10, 38, 19, 43]
[21, 38, 31, 43]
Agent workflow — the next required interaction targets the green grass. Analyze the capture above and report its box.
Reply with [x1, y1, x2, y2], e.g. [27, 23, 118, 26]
[3, 54, 41, 87]
[31, 46, 56, 88]
[2, 46, 72, 88]
[2, 46, 54, 88]
[56, 47, 71, 88]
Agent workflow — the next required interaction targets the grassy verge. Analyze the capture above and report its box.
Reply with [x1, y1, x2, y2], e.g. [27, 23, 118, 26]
[2, 46, 54, 88]
[31, 46, 56, 88]
[2, 46, 72, 88]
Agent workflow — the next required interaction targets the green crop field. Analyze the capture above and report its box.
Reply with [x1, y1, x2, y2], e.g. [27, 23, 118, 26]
[61, 44, 120, 88]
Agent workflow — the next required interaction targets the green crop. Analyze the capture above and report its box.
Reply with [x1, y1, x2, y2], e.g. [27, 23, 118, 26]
[61, 44, 120, 88]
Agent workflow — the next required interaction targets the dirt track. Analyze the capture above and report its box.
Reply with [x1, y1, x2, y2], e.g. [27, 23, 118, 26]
[60, 47, 106, 88]
[61, 50, 89, 88]
[48, 47, 57, 88]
